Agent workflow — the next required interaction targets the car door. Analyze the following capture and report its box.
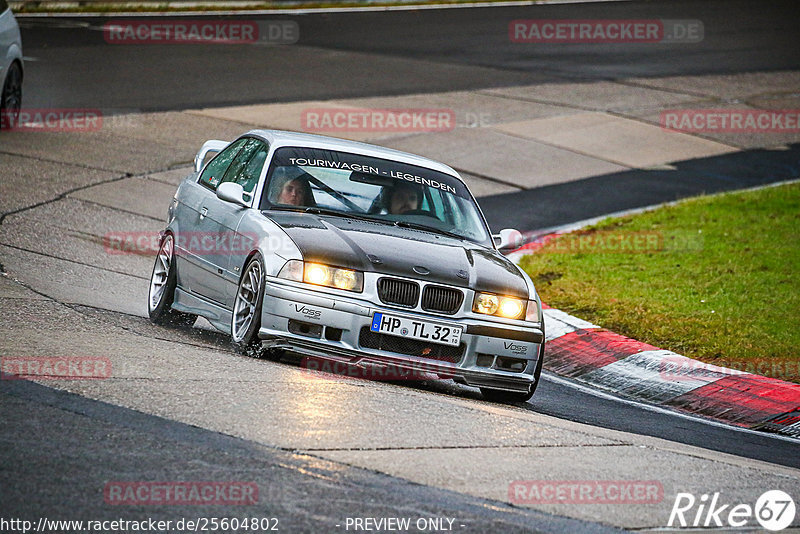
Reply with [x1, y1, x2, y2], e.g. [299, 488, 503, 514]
[210, 137, 270, 308]
[175, 137, 248, 305]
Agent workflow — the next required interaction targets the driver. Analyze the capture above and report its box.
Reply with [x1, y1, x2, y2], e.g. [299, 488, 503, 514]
[278, 178, 308, 206]
[269, 168, 315, 207]
[387, 183, 422, 214]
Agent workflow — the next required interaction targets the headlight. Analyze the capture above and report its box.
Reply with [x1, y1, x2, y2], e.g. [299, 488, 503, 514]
[525, 299, 541, 323]
[500, 298, 524, 319]
[472, 292, 526, 319]
[304, 263, 330, 285]
[277, 259, 303, 281]
[278, 260, 363, 292]
[473, 293, 499, 315]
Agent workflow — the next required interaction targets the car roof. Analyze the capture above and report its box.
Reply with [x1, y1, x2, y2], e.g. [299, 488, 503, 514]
[246, 129, 462, 180]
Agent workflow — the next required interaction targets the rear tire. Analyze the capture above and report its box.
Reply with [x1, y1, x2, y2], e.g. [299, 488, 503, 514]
[147, 233, 197, 326]
[0, 62, 22, 130]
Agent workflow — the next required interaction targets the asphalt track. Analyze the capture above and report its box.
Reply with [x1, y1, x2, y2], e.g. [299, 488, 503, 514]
[18, 0, 800, 230]
[3, 0, 800, 531]
[2, 378, 617, 534]
[19, 0, 800, 111]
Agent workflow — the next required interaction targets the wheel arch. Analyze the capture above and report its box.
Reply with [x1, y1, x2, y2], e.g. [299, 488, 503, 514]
[237, 249, 263, 285]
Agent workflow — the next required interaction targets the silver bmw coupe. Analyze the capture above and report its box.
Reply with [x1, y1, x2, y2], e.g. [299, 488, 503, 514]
[148, 130, 544, 402]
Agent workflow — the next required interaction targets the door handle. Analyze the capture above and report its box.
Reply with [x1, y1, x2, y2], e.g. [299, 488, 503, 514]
[200, 207, 208, 220]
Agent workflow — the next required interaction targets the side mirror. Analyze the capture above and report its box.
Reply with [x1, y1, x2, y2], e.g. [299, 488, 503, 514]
[493, 228, 523, 251]
[216, 182, 248, 207]
[194, 139, 229, 173]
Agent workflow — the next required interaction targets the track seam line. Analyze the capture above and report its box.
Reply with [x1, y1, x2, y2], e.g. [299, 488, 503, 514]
[70, 196, 165, 222]
[0, 159, 194, 226]
[140, 171, 192, 187]
[0, 243, 149, 280]
[0, 149, 126, 174]
[450, 167, 525, 190]
[295, 443, 630, 452]
[487, 128, 637, 170]
[0, 173, 132, 226]
[474, 86, 744, 151]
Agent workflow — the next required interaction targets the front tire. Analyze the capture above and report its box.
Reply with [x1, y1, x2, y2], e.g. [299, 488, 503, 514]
[480, 386, 534, 403]
[147, 233, 196, 326]
[481, 343, 545, 403]
[231, 254, 266, 356]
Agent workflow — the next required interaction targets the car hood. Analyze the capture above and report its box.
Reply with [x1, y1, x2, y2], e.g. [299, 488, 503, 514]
[268, 212, 529, 298]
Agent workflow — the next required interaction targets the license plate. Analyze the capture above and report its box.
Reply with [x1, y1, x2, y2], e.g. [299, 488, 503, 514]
[370, 312, 463, 347]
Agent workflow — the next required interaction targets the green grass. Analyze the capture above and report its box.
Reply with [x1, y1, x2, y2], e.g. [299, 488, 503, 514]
[520, 182, 800, 383]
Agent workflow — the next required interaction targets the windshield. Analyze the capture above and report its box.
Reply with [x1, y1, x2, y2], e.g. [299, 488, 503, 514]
[260, 146, 492, 245]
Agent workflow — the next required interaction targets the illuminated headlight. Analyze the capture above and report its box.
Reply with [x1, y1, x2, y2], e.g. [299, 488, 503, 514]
[278, 260, 363, 292]
[304, 263, 330, 285]
[500, 298, 525, 319]
[472, 292, 526, 319]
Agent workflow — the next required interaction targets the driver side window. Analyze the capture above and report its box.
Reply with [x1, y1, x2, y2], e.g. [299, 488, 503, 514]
[220, 138, 269, 200]
[198, 138, 248, 191]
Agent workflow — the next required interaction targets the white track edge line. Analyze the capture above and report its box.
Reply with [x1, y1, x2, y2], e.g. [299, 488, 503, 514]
[542, 371, 800, 445]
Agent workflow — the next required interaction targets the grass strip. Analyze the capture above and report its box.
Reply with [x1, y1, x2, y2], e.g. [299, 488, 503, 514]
[520, 182, 800, 383]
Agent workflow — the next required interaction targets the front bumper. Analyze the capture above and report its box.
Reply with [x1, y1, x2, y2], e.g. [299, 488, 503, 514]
[258, 279, 544, 393]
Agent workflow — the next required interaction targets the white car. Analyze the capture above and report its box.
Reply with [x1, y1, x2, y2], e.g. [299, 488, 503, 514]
[148, 130, 545, 402]
[0, 0, 22, 129]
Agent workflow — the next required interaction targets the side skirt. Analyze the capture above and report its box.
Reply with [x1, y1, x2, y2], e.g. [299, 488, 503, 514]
[173, 287, 232, 334]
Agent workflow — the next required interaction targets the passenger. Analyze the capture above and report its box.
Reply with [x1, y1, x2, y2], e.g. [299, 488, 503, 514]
[387, 183, 422, 214]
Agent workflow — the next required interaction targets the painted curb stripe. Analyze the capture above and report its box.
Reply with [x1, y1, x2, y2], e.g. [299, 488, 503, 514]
[544, 329, 656, 379]
[579, 350, 731, 404]
[542, 308, 599, 341]
[753, 409, 800, 437]
[542, 307, 800, 432]
[665, 374, 800, 428]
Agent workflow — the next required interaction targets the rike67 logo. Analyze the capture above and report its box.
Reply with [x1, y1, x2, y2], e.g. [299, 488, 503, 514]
[668, 490, 796, 531]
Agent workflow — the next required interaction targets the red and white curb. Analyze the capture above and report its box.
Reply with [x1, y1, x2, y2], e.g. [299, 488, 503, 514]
[507, 217, 800, 438]
[539, 306, 800, 437]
